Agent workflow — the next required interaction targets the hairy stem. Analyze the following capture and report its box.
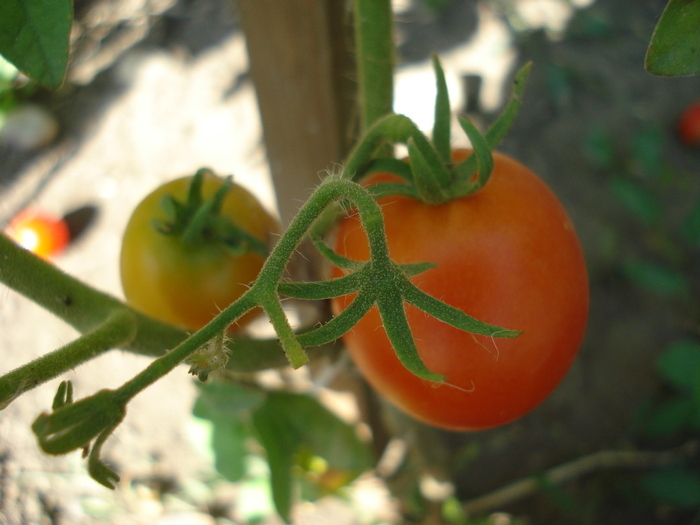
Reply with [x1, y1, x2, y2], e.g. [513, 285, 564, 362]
[0, 309, 137, 409]
[111, 177, 391, 402]
[354, 0, 394, 132]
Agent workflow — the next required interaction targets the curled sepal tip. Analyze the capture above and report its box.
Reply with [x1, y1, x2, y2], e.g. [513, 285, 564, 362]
[32, 388, 126, 488]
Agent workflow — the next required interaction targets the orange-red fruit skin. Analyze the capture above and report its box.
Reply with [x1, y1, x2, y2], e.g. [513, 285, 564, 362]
[331, 150, 589, 431]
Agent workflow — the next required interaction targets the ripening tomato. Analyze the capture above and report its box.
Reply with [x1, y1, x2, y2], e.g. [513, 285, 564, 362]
[120, 172, 279, 332]
[5, 208, 70, 259]
[331, 150, 588, 431]
[678, 100, 700, 147]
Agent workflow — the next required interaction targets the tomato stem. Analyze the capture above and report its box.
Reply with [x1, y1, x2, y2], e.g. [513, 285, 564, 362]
[353, 0, 394, 133]
[0, 309, 136, 410]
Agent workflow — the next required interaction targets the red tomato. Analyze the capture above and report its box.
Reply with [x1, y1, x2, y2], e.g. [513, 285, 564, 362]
[678, 100, 700, 147]
[5, 208, 70, 259]
[331, 150, 589, 431]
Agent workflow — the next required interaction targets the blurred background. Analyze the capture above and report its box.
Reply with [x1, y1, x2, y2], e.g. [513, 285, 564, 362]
[2, 0, 700, 523]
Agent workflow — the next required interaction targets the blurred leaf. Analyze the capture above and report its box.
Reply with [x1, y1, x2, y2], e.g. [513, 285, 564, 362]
[583, 128, 615, 169]
[646, 0, 700, 77]
[657, 340, 700, 392]
[0, 0, 72, 88]
[252, 398, 301, 523]
[643, 396, 695, 437]
[609, 176, 662, 226]
[192, 381, 267, 483]
[442, 497, 468, 525]
[210, 416, 249, 482]
[545, 64, 572, 111]
[631, 126, 665, 177]
[278, 393, 373, 474]
[622, 258, 687, 297]
[681, 198, 700, 247]
[194, 379, 265, 417]
[251, 392, 373, 522]
[643, 467, 700, 508]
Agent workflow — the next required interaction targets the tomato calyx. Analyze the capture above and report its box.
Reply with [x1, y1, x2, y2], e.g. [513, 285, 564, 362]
[342, 58, 532, 205]
[278, 229, 521, 383]
[153, 168, 269, 257]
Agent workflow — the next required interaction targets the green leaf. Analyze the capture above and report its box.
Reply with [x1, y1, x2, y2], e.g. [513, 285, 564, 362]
[643, 467, 700, 508]
[681, 197, 700, 247]
[646, 0, 700, 77]
[643, 396, 695, 437]
[210, 417, 249, 482]
[622, 258, 687, 298]
[583, 128, 615, 169]
[265, 392, 373, 475]
[194, 380, 265, 417]
[0, 0, 73, 88]
[631, 126, 665, 177]
[192, 381, 265, 483]
[250, 392, 372, 522]
[252, 400, 300, 523]
[657, 340, 700, 392]
[608, 176, 662, 226]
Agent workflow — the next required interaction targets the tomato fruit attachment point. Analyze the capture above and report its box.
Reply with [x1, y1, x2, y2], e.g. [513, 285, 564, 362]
[331, 149, 589, 431]
[120, 169, 279, 332]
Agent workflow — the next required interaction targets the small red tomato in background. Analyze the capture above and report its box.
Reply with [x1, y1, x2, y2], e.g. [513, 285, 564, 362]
[4, 208, 70, 259]
[678, 100, 700, 147]
[331, 150, 589, 432]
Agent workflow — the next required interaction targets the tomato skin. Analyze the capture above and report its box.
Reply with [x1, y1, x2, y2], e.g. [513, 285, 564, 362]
[331, 150, 588, 431]
[120, 173, 279, 332]
[678, 100, 700, 147]
[5, 209, 70, 259]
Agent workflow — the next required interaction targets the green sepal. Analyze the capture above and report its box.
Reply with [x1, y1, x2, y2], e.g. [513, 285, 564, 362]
[452, 116, 494, 194]
[297, 289, 375, 347]
[408, 137, 450, 204]
[32, 388, 125, 489]
[367, 182, 420, 200]
[87, 425, 121, 489]
[484, 61, 532, 147]
[309, 232, 364, 272]
[52, 380, 73, 410]
[401, 282, 522, 338]
[32, 388, 125, 455]
[154, 167, 269, 257]
[343, 113, 451, 187]
[452, 62, 531, 186]
[363, 157, 414, 182]
[432, 54, 452, 164]
[278, 273, 363, 300]
[377, 292, 446, 383]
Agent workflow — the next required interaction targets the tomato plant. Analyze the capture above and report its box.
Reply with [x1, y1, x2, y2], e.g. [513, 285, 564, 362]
[4, 208, 70, 259]
[332, 149, 589, 431]
[678, 99, 700, 147]
[120, 169, 279, 332]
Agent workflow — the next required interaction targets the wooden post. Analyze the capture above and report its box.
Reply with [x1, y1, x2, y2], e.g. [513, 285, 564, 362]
[237, 0, 356, 225]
